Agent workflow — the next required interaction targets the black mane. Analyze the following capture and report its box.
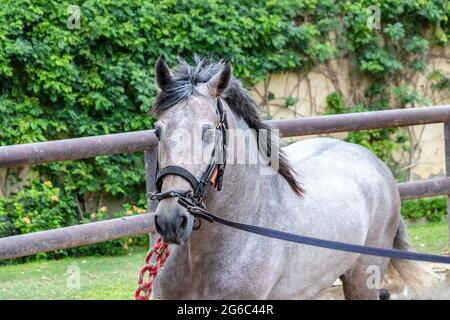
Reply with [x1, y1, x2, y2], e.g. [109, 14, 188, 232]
[152, 57, 303, 196]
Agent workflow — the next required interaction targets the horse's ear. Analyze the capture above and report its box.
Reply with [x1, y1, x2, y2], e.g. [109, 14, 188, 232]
[207, 59, 232, 97]
[155, 55, 172, 90]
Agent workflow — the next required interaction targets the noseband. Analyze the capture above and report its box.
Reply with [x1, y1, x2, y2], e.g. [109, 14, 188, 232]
[148, 98, 229, 226]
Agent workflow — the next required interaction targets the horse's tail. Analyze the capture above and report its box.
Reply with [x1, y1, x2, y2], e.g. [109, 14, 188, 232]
[387, 218, 441, 296]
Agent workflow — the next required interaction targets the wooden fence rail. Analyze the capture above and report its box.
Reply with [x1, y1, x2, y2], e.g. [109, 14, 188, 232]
[1, 105, 450, 260]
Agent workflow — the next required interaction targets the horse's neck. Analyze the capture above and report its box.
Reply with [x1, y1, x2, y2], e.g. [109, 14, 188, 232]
[186, 108, 278, 245]
[206, 109, 273, 221]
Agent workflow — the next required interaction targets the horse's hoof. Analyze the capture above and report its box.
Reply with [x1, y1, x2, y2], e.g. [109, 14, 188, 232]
[379, 288, 390, 300]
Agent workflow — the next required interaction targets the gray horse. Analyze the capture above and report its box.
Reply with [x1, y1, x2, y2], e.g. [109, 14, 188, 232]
[150, 56, 435, 299]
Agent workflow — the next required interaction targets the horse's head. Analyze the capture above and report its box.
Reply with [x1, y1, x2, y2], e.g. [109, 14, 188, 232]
[152, 56, 232, 245]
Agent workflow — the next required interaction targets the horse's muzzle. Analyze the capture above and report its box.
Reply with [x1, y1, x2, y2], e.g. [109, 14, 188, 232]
[154, 200, 193, 245]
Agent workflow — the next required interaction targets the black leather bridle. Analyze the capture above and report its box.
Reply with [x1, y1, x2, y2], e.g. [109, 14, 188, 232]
[148, 98, 228, 227]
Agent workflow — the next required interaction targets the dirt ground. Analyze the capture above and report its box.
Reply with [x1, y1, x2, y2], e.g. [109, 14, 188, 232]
[318, 264, 450, 300]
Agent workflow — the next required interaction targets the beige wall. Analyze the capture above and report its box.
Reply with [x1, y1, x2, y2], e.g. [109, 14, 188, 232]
[250, 48, 450, 181]
[0, 166, 36, 198]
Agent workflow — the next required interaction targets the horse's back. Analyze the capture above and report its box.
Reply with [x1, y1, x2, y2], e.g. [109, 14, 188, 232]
[283, 137, 400, 221]
[284, 137, 398, 194]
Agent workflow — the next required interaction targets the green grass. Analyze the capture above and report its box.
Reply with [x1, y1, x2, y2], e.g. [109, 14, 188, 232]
[407, 219, 449, 255]
[0, 247, 148, 300]
[0, 221, 448, 300]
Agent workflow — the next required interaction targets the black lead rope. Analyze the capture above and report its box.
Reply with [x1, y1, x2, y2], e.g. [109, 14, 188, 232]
[171, 193, 450, 265]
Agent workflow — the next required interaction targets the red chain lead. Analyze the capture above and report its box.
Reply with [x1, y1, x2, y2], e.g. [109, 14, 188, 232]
[135, 237, 170, 300]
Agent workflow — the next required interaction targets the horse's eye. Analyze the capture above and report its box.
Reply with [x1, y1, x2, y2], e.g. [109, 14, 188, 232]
[202, 128, 214, 143]
[154, 126, 161, 140]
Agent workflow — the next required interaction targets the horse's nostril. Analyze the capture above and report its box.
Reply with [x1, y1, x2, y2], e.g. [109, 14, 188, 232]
[154, 214, 164, 234]
[176, 215, 188, 233]
[180, 215, 188, 230]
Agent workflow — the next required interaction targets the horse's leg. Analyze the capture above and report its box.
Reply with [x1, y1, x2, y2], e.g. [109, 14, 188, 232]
[340, 256, 390, 300]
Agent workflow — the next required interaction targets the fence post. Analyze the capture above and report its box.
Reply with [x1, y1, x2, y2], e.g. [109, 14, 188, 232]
[144, 146, 158, 246]
[144, 147, 158, 212]
[444, 122, 450, 245]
